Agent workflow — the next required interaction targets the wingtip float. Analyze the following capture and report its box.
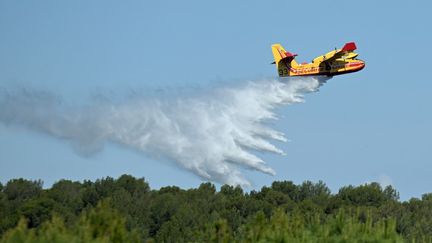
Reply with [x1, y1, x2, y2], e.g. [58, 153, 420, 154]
[271, 42, 365, 77]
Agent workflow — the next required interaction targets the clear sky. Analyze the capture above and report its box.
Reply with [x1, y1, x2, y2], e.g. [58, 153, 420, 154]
[0, 0, 431, 200]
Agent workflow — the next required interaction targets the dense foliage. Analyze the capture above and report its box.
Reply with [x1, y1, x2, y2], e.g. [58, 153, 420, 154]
[0, 175, 431, 242]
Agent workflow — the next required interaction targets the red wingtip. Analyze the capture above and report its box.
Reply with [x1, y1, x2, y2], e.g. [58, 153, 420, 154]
[342, 42, 357, 51]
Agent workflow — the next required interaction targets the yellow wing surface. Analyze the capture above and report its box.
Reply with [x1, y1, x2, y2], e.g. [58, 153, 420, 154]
[312, 42, 357, 63]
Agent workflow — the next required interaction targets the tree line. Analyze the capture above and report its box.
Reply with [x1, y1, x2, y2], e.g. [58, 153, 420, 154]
[0, 175, 431, 242]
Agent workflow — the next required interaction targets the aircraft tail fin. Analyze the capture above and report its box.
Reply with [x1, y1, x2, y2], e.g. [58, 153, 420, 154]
[271, 44, 298, 76]
[271, 44, 286, 66]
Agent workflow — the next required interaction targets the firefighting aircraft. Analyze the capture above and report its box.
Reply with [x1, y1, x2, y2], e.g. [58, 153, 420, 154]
[271, 42, 365, 77]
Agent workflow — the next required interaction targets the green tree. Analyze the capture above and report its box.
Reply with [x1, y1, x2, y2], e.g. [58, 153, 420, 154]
[0, 201, 141, 243]
[0, 179, 44, 235]
[3, 179, 43, 204]
[49, 180, 83, 210]
[337, 182, 396, 207]
[20, 197, 57, 228]
[77, 200, 140, 243]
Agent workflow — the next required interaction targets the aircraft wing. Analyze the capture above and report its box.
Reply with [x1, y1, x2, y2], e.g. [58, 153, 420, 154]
[320, 42, 357, 62]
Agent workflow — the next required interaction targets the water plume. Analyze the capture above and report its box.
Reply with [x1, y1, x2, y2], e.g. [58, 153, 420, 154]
[0, 76, 327, 186]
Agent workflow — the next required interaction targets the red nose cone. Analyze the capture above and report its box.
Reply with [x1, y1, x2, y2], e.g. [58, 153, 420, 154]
[358, 61, 365, 71]
[348, 61, 365, 71]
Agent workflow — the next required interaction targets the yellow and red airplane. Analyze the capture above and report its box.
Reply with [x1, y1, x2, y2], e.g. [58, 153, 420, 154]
[271, 42, 365, 77]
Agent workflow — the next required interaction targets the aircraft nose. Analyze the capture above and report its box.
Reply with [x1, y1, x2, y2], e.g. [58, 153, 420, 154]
[358, 61, 365, 70]
[349, 61, 365, 71]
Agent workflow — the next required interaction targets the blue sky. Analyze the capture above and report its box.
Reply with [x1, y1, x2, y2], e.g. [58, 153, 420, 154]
[0, 0, 431, 200]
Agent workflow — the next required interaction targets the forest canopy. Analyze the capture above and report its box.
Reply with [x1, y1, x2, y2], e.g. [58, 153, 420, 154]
[0, 175, 431, 242]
